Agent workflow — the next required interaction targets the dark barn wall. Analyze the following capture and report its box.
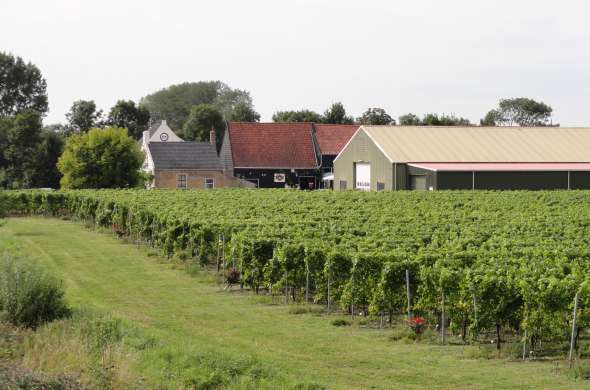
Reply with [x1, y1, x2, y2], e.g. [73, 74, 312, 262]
[570, 172, 590, 189]
[402, 169, 590, 190]
[234, 168, 319, 188]
[321, 155, 336, 171]
[474, 171, 568, 190]
[437, 172, 473, 190]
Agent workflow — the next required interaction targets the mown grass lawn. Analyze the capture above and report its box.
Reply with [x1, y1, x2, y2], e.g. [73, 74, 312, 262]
[0, 217, 583, 389]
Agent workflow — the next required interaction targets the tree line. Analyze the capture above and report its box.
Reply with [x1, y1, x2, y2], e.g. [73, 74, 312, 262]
[0, 50, 559, 190]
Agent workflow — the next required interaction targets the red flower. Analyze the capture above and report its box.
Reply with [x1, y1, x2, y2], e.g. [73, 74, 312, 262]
[408, 316, 426, 334]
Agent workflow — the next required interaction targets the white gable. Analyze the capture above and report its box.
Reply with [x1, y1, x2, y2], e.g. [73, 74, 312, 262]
[149, 120, 183, 143]
[140, 120, 184, 186]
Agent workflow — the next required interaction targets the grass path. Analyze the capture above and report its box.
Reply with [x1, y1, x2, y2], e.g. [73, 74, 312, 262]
[0, 217, 583, 389]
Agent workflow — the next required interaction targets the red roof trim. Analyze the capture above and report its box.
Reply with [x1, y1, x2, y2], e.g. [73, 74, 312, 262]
[408, 163, 590, 172]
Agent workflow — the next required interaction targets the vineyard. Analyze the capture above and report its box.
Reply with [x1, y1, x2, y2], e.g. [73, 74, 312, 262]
[2, 189, 590, 360]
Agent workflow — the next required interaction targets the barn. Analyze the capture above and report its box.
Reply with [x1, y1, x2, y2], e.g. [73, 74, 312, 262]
[220, 122, 358, 189]
[220, 122, 321, 189]
[333, 126, 590, 191]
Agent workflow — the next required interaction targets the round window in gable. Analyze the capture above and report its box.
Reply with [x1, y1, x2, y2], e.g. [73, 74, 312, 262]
[160, 132, 169, 141]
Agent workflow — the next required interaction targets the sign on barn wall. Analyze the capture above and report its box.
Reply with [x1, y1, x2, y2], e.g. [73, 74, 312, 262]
[274, 173, 286, 183]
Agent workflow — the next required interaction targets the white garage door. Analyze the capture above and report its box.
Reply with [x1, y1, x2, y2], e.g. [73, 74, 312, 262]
[355, 163, 371, 191]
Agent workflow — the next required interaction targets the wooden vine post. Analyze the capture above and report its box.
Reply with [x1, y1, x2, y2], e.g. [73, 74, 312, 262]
[351, 268, 355, 320]
[216, 233, 221, 272]
[305, 262, 310, 304]
[569, 292, 579, 368]
[441, 287, 446, 345]
[284, 269, 289, 305]
[471, 285, 478, 341]
[405, 269, 412, 320]
[522, 329, 527, 361]
[327, 263, 331, 314]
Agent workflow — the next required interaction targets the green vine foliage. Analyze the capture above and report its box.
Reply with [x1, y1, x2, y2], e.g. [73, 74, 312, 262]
[2, 189, 590, 348]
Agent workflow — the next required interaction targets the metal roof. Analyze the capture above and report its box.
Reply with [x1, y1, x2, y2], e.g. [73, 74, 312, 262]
[361, 126, 590, 163]
[409, 163, 590, 172]
[148, 142, 222, 170]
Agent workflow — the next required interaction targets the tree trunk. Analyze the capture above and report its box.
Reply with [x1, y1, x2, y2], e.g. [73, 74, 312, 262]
[496, 323, 501, 350]
[461, 318, 467, 342]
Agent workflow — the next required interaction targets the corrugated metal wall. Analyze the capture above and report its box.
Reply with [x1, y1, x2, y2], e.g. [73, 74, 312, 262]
[333, 129, 393, 191]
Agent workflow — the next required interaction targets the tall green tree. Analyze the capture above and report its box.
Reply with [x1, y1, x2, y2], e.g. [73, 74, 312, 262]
[57, 127, 144, 189]
[421, 113, 472, 126]
[1, 110, 43, 188]
[66, 100, 103, 133]
[272, 110, 323, 123]
[181, 104, 224, 145]
[485, 98, 554, 126]
[106, 100, 151, 139]
[398, 113, 421, 126]
[358, 108, 394, 125]
[324, 102, 354, 124]
[228, 101, 260, 122]
[140, 81, 255, 129]
[480, 110, 500, 126]
[32, 128, 65, 188]
[398, 113, 471, 126]
[0, 52, 48, 116]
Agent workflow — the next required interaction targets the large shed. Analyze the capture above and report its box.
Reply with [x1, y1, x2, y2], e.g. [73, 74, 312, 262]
[333, 126, 590, 191]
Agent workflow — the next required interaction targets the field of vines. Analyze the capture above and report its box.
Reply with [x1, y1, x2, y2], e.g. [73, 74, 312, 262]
[3, 189, 590, 358]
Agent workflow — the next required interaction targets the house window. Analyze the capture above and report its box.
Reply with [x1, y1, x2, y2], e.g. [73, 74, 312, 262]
[340, 180, 347, 191]
[377, 182, 385, 191]
[176, 174, 187, 189]
[205, 178, 214, 189]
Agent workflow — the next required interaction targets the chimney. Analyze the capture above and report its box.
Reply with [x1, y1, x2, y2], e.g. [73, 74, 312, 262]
[209, 126, 216, 146]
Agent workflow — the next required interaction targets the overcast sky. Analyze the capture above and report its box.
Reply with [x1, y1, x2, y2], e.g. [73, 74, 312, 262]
[1, 0, 589, 126]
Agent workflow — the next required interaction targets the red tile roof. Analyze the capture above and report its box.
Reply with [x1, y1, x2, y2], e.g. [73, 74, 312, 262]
[314, 124, 359, 155]
[227, 122, 319, 169]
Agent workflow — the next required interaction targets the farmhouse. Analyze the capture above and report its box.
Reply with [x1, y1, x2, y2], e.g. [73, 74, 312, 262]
[141, 120, 249, 189]
[334, 126, 590, 191]
[220, 122, 358, 189]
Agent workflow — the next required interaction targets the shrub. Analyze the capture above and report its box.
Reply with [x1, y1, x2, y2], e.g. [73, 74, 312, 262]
[331, 319, 351, 327]
[225, 267, 240, 285]
[0, 253, 70, 329]
[288, 305, 324, 315]
[389, 326, 416, 342]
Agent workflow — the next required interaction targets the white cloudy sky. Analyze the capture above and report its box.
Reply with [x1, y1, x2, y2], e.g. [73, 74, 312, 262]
[1, 0, 589, 126]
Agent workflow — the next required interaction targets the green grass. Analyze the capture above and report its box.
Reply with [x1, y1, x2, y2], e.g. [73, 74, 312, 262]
[0, 217, 585, 389]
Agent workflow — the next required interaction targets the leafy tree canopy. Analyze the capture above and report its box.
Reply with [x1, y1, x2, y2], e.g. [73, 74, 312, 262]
[484, 98, 554, 127]
[228, 101, 260, 122]
[358, 108, 395, 125]
[272, 110, 324, 123]
[0, 110, 43, 188]
[140, 81, 255, 129]
[323, 102, 354, 124]
[0, 52, 48, 116]
[57, 127, 144, 189]
[398, 113, 421, 126]
[422, 113, 472, 126]
[181, 104, 224, 146]
[480, 110, 500, 126]
[106, 100, 150, 139]
[66, 100, 103, 133]
[398, 113, 472, 126]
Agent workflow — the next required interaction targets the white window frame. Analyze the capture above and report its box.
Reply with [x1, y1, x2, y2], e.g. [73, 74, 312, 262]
[176, 174, 187, 189]
[205, 178, 214, 189]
